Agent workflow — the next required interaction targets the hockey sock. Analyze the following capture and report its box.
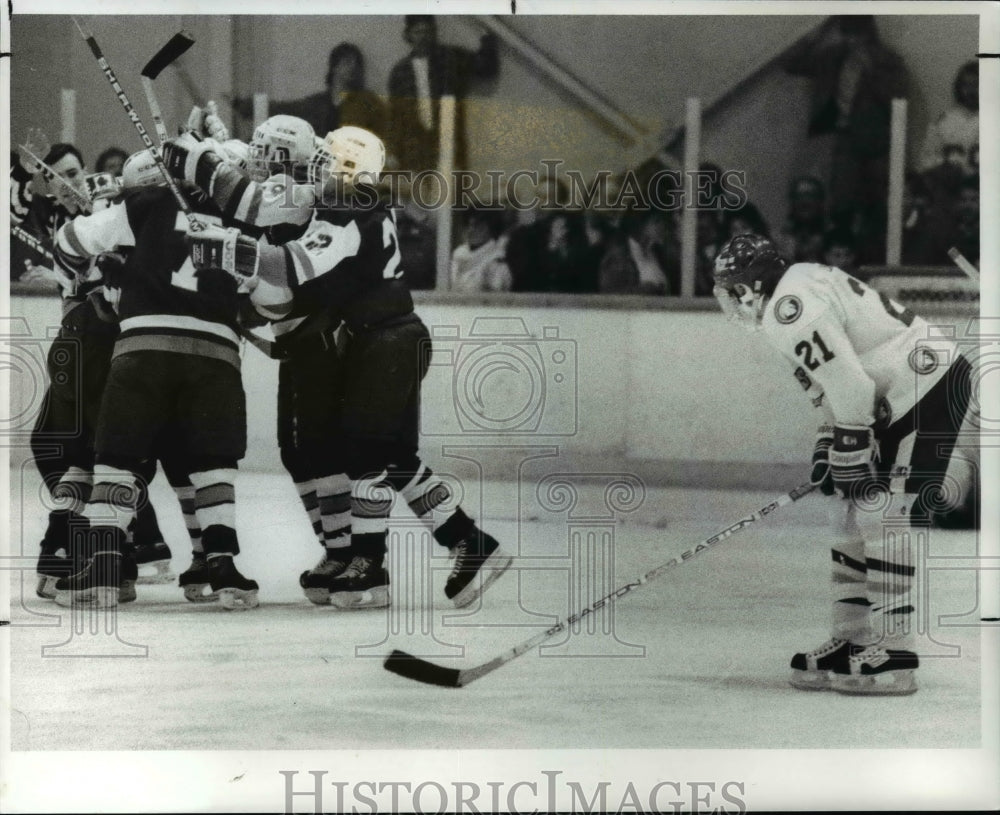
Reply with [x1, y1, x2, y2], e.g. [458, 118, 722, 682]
[202, 525, 240, 558]
[316, 473, 352, 552]
[294, 479, 324, 547]
[349, 471, 393, 562]
[52, 466, 94, 516]
[387, 462, 467, 547]
[132, 486, 165, 547]
[173, 484, 204, 554]
[84, 465, 140, 532]
[828, 503, 871, 643]
[865, 524, 916, 649]
[189, 468, 237, 541]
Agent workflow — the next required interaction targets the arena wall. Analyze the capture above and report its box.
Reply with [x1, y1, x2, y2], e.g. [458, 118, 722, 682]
[7, 292, 978, 488]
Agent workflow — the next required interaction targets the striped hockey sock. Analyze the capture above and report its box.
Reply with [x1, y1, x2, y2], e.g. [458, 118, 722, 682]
[83, 465, 139, 532]
[389, 463, 472, 547]
[316, 473, 352, 553]
[349, 472, 393, 560]
[173, 484, 204, 554]
[294, 479, 324, 547]
[865, 528, 916, 649]
[188, 469, 237, 557]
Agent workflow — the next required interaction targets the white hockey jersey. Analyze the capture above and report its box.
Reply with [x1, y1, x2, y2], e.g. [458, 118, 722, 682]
[761, 263, 956, 428]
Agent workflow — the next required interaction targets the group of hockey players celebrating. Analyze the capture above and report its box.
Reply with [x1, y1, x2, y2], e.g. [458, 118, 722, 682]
[16, 106, 511, 615]
[13, 75, 980, 697]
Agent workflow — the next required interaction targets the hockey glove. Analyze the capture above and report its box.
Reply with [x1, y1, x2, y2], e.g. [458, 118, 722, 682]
[828, 424, 878, 502]
[161, 132, 225, 195]
[188, 225, 260, 284]
[810, 424, 836, 496]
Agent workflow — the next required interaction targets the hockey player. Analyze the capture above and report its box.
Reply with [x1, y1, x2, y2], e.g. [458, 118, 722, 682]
[712, 233, 975, 695]
[178, 126, 513, 609]
[49, 152, 259, 610]
[161, 115, 357, 603]
[12, 138, 168, 599]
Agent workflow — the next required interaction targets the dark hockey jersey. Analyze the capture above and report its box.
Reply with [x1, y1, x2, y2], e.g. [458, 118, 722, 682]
[279, 203, 413, 332]
[56, 186, 242, 369]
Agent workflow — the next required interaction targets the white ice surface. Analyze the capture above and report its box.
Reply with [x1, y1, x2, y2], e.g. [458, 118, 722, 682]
[7, 470, 989, 754]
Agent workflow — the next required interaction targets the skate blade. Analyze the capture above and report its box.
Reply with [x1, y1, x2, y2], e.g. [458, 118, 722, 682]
[832, 670, 918, 696]
[303, 587, 332, 606]
[451, 549, 514, 609]
[36, 574, 61, 600]
[329, 585, 390, 609]
[136, 560, 176, 585]
[218, 587, 259, 610]
[182, 583, 220, 603]
[53, 586, 120, 609]
[789, 670, 833, 691]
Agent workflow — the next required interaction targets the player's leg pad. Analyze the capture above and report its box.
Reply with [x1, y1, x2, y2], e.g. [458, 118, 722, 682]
[208, 556, 259, 610]
[299, 550, 350, 606]
[445, 532, 513, 609]
[53, 551, 122, 609]
[134, 541, 175, 585]
[328, 556, 391, 610]
[179, 554, 219, 603]
[831, 646, 919, 696]
[789, 638, 851, 691]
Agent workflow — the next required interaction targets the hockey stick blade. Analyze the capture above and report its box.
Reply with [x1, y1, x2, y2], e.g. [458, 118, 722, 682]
[142, 31, 196, 79]
[383, 482, 816, 688]
[383, 650, 463, 687]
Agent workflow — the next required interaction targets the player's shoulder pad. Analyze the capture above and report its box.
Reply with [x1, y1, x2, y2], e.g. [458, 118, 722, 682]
[763, 263, 831, 333]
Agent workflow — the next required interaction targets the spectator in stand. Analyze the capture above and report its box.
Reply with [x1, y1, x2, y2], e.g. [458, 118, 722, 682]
[696, 208, 726, 297]
[95, 147, 127, 177]
[724, 201, 771, 240]
[920, 61, 978, 178]
[900, 170, 953, 266]
[599, 209, 676, 296]
[822, 228, 859, 275]
[783, 15, 909, 263]
[449, 207, 511, 292]
[951, 175, 979, 268]
[246, 43, 386, 139]
[386, 15, 499, 173]
[775, 175, 830, 265]
[394, 182, 438, 291]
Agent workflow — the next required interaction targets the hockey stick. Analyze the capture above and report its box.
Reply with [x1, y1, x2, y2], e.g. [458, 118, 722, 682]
[11, 223, 55, 261]
[947, 247, 980, 283]
[17, 143, 93, 212]
[384, 481, 817, 687]
[141, 31, 196, 144]
[72, 16, 205, 232]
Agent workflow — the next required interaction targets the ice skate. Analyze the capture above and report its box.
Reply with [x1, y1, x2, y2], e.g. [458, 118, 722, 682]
[444, 532, 512, 609]
[179, 554, 219, 603]
[789, 638, 852, 690]
[299, 549, 349, 606]
[327, 556, 390, 609]
[134, 541, 175, 585]
[208, 555, 259, 610]
[831, 645, 919, 695]
[53, 551, 122, 608]
[36, 544, 72, 600]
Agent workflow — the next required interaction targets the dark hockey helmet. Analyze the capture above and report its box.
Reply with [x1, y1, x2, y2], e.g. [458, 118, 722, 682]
[712, 234, 788, 329]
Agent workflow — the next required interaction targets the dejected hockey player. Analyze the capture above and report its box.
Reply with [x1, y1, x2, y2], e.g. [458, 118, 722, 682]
[181, 125, 513, 610]
[49, 161, 259, 610]
[713, 233, 977, 695]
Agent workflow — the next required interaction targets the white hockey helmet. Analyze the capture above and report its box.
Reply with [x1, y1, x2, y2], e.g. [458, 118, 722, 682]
[308, 125, 385, 189]
[121, 149, 164, 189]
[247, 114, 316, 182]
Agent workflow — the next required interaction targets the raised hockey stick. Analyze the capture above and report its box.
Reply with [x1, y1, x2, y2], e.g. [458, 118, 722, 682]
[384, 481, 817, 687]
[141, 31, 196, 144]
[72, 16, 205, 232]
[947, 247, 980, 283]
[11, 223, 55, 261]
[17, 142, 93, 211]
